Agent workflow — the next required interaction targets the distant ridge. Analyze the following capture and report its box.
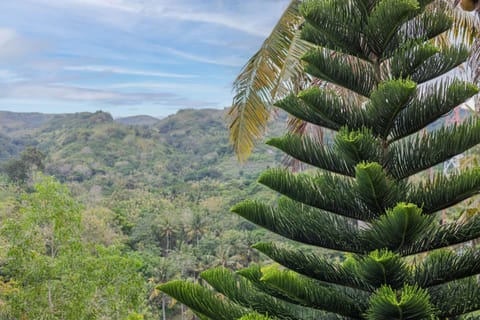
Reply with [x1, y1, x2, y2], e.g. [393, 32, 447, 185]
[0, 111, 56, 137]
[115, 115, 160, 126]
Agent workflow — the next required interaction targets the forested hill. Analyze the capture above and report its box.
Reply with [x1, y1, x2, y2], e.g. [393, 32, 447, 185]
[0, 108, 284, 318]
[1, 109, 280, 194]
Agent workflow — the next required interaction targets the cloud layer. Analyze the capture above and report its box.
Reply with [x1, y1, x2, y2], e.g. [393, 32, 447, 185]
[0, 0, 289, 117]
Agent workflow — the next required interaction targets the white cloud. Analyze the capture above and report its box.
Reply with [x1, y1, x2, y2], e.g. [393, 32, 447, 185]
[158, 47, 244, 67]
[0, 83, 216, 108]
[108, 81, 223, 92]
[0, 69, 25, 83]
[31, 0, 142, 13]
[157, 10, 270, 37]
[64, 65, 196, 78]
[0, 28, 43, 62]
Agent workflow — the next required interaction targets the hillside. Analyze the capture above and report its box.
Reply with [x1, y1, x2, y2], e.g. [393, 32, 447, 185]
[0, 108, 285, 318]
[0, 111, 55, 137]
[115, 115, 160, 126]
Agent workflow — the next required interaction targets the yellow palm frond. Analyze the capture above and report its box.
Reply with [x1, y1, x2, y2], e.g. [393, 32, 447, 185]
[228, 0, 313, 162]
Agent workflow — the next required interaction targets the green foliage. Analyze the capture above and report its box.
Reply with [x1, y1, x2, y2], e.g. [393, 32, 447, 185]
[0, 175, 146, 319]
[1, 146, 45, 183]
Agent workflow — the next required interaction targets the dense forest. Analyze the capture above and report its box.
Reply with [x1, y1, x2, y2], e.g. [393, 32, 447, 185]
[0, 109, 287, 319]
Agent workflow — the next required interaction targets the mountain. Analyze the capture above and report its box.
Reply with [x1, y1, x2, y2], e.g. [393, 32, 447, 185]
[0, 108, 281, 198]
[115, 115, 160, 126]
[0, 111, 55, 137]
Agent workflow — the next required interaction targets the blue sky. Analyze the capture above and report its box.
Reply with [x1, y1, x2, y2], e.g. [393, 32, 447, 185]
[0, 0, 289, 118]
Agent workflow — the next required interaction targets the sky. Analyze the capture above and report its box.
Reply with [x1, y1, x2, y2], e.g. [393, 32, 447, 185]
[0, 0, 289, 118]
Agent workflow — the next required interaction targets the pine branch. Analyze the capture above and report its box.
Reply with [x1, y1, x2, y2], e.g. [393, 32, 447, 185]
[401, 215, 480, 255]
[361, 203, 436, 253]
[413, 248, 480, 288]
[407, 169, 480, 215]
[300, 0, 368, 59]
[389, 41, 439, 79]
[302, 49, 376, 97]
[355, 250, 411, 290]
[274, 87, 364, 132]
[364, 79, 417, 138]
[158, 281, 246, 320]
[257, 168, 373, 220]
[267, 134, 355, 176]
[252, 242, 370, 291]
[364, 0, 420, 57]
[231, 199, 364, 253]
[334, 128, 383, 167]
[354, 163, 408, 216]
[237, 266, 353, 320]
[200, 268, 302, 320]
[260, 268, 365, 318]
[428, 277, 480, 318]
[388, 118, 480, 180]
[384, 10, 452, 58]
[366, 285, 435, 320]
[411, 45, 470, 84]
[390, 80, 478, 142]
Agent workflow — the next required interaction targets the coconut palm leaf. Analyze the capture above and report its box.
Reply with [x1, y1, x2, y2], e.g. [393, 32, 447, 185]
[228, 0, 313, 162]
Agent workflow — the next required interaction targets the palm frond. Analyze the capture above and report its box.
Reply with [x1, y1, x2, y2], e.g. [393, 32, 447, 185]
[228, 0, 312, 162]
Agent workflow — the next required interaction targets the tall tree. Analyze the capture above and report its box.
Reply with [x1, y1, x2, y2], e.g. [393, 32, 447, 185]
[0, 176, 146, 319]
[161, 1, 480, 319]
[228, 0, 479, 162]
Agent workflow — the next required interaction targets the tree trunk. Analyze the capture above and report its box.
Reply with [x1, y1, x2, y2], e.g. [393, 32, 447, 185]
[162, 293, 166, 320]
